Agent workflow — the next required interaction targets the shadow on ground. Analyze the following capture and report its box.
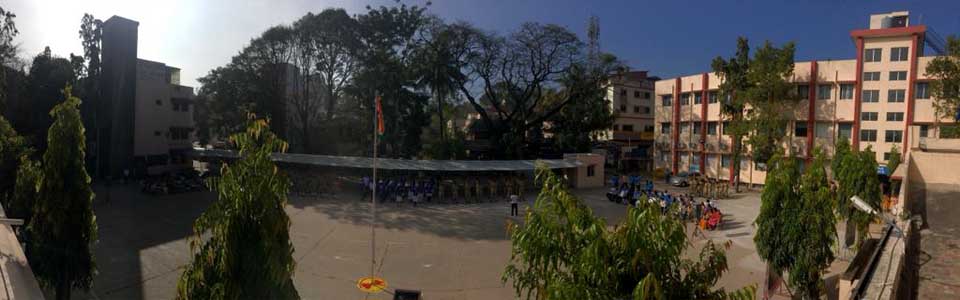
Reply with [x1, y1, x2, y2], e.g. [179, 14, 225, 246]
[289, 191, 514, 241]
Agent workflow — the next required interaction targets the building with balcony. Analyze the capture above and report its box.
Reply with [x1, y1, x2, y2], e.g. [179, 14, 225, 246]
[601, 71, 659, 171]
[97, 16, 196, 177]
[654, 11, 956, 186]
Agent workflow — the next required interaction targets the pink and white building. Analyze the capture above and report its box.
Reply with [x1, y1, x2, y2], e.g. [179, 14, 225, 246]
[654, 11, 957, 186]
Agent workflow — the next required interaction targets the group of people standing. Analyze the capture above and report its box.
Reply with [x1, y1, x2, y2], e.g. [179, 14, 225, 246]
[361, 176, 436, 207]
[606, 173, 724, 233]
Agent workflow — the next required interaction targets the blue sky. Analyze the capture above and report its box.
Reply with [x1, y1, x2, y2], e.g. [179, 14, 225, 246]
[9, 0, 960, 87]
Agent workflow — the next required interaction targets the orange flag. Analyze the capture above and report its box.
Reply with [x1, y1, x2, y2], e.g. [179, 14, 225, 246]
[375, 96, 384, 135]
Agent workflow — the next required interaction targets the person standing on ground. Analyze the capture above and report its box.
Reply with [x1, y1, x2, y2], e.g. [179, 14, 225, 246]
[509, 193, 519, 216]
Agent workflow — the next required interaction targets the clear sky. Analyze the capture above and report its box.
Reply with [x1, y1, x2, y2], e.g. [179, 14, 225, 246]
[7, 0, 960, 88]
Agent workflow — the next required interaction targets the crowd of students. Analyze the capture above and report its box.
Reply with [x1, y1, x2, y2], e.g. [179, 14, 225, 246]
[606, 174, 724, 232]
[360, 176, 437, 206]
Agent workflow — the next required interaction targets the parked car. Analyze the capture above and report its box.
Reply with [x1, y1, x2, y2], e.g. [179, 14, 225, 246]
[670, 172, 700, 187]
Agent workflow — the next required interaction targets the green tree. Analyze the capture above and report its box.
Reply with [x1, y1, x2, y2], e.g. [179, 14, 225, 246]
[9, 155, 38, 227]
[790, 149, 836, 299]
[26, 85, 97, 300]
[504, 164, 754, 299]
[754, 152, 801, 280]
[925, 35, 960, 121]
[712, 38, 797, 191]
[0, 115, 29, 205]
[547, 53, 623, 153]
[755, 149, 836, 299]
[176, 117, 298, 300]
[0, 5, 18, 108]
[887, 144, 901, 174]
[836, 146, 882, 246]
[12, 47, 77, 152]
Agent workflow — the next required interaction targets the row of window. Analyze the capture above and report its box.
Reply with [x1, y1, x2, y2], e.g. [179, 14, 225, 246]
[618, 105, 652, 114]
[860, 111, 904, 121]
[859, 129, 902, 143]
[157, 98, 192, 112]
[613, 124, 655, 132]
[862, 71, 907, 81]
[619, 89, 652, 99]
[663, 82, 931, 105]
[864, 47, 910, 63]
[660, 91, 720, 106]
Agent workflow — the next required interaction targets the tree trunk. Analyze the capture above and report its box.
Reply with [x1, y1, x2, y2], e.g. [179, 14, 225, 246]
[436, 86, 445, 147]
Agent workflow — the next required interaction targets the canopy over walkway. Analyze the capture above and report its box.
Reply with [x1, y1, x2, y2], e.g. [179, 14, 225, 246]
[188, 148, 581, 171]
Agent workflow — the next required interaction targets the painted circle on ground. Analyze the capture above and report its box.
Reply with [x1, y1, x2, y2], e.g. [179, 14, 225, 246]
[356, 276, 388, 293]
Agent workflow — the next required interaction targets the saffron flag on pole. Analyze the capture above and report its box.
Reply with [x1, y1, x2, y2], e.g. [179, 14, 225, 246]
[376, 96, 385, 136]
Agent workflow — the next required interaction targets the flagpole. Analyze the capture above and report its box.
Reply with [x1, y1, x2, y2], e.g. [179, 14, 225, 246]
[371, 96, 379, 279]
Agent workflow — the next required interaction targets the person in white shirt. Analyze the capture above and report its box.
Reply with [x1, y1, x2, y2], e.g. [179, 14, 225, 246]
[509, 194, 520, 216]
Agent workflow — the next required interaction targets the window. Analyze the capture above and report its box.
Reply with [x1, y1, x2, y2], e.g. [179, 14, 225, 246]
[694, 93, 702, 104]
[817, 85, 831, 100]
[916, 82, 930, 99]
[864, 48, 882, 62]
[155, 99, 163, 106]
[634, 90, 641, 98]
[863, 72, 881, 81]
[920, 125, 929, 137]
[587, 165, 596, 177]
[680, 123, 689, 134]
[707, 122, 718, 135]
[620, 89, 627, 96]
[889, 71, 907, 81]
[795, 122, 808, 137]
[680, 93, 690, 105]
[633, 106, 640, 113]
[886, 112, 904, 121]
[860, 129, 877, 142]
[884, 130, 903, 143]
[888, 89, 905, 102]
[661, 95, 673, 106]
[721, 155, 731, 168]
[154, 131, 161, 136]
[861, 112, 878, 121]
[645, 125, 654, 132]
[810, 123, 827, 138]
[797, 84, 809, 99]
[644, 92, 651, 99]
[862, 90, 880, 102]
[643, 106, 651, 114]
[623, 125, 634, 132]
[890, 47, 909, 62]
[692, 123, 701, 134]
[838, 124, 852, 139]
[755, 162, 767, 171]
[612, 124, 619, 131]
[722, 121, 731, 135]
[661, 123, 671, 134]
[708, 91, 718, 103]
[620, 104, 627, 112]
[840, 84, 854, 100]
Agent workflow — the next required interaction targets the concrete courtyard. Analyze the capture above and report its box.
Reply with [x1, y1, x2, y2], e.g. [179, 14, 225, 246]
[81, 181, 770, 300]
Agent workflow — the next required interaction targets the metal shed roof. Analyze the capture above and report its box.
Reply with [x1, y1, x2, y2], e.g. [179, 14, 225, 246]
[189, 149, 581, 171]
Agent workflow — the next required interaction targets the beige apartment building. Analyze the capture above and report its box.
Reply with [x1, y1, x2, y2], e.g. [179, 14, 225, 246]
[601, 71, 658, 170]
[654, 11, 956, 186]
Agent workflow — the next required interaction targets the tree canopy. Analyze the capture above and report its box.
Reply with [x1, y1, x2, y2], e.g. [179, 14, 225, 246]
[504, 165, 754, 299]
[176, 116, 299, 300]
[26, 85, 97, 300]
[925, 35, 960, 121]
[754, 149, 835, 299]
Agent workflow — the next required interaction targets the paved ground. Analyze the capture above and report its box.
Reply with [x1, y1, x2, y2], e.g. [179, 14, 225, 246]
[79, 181, 775, 300]
[917, 183, 960, 299]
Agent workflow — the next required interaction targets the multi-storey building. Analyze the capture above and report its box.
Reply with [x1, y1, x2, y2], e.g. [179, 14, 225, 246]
[654, 11, 956, 186]
[601, 71, 658, 170]
[98, 16, 196, 177]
